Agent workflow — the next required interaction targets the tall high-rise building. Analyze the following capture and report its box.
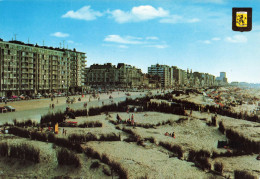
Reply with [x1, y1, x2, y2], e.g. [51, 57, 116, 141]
[220, 72, 226, 79]
[148, 64, 174, 88]
[0, 39, 87, 96]
[216, 72, 228, 83]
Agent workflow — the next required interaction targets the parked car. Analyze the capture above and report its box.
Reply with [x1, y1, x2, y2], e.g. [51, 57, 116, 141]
[0, 107, 7, 113]
[4, 106, 15, 112]
[43, 93, 49, 98]
[7, 97, 14, 102]
[11, 95, 20, 101]
[29, 94, 35, 99]
[19, 95, 26, 100]
[31, 94, 41, 99]
[20, 95, 30, 100]
[34, 95, 41, 99]
[0, 97, 6, 102]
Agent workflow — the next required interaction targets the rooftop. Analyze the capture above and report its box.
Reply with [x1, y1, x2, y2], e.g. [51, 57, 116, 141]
[0, 38, 85, 54]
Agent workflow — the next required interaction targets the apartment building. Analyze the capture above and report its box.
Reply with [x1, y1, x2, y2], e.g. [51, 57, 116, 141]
[216, 72, 228, 84]
[148, 64, 174, 88]
[85, 63, 143, 89]
[0, 39, 86, 96]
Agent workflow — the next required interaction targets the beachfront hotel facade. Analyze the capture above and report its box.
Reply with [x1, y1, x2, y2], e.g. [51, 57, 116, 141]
[85, 63, 143, 89]
[0, 39, 87, 96]
[216, 72, 228, 84]
[172, 66, 188, 86]
[149, 64, 216, 88]
[148, 64, 175, 88]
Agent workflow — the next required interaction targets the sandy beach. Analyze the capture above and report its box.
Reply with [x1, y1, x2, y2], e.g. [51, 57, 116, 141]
[0, 88, 259, 178]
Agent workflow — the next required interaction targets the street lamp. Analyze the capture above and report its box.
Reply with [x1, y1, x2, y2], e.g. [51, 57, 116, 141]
[62, 80, 64, 93]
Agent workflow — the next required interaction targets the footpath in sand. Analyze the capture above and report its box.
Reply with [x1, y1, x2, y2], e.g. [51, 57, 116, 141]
[84, 141, 218, 179]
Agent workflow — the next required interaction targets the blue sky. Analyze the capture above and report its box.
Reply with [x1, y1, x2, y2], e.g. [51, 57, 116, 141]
[0, 0, 260, 83]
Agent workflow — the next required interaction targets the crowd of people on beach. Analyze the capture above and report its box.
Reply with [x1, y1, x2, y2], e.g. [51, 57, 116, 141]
[48, 91, 118, 111]
[116, 113, 135, 126]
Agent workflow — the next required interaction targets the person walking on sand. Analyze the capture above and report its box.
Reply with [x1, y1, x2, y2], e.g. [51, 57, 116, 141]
[127, 118, 131, 125]
[116, 114, 120, 123]
[52, 103, 55, 109]
[131, 118, 134, 126]
[64, 130, 67, 136]
[172, 132, 175, 138]
[62, 128, 64, 135]
[131, 115, 135, 126]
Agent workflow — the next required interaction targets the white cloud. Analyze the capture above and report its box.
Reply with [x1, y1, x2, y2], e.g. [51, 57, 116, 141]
[118, 45, 128, 49]
[102, 44, 128, 49]
[51, 32, 69, 38]
[225, 35, 247, 43]
[126, 36, 143, 40]
[109, 5, 169, 23]
[104, 35, 143, 44]
[146, 36, 159, 40]
[131, 5, 169, 20]
[62, 5, 200, 25]
[62, 6, 103, 21]
[104, 35, 168, 48]
[160, 15, 200, 24]
[191, 0, 224, 3]
[145, 44, 168, 49]
[200, 40, 211, 44]
[160, 15, 183, 24]
[187, 18, 200, 23]
[212, 37, 221, 41]
[67, 40, 74, 44]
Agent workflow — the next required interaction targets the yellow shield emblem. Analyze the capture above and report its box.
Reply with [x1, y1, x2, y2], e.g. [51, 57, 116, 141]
[236, 11, 247, 27]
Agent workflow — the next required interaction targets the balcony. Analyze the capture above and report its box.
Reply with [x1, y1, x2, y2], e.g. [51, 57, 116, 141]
[28, 60, 34, 64]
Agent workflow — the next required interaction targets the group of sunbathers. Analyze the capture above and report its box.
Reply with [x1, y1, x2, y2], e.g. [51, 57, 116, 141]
[165, 131, 175, 138]
[117, 114, 135, 125]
